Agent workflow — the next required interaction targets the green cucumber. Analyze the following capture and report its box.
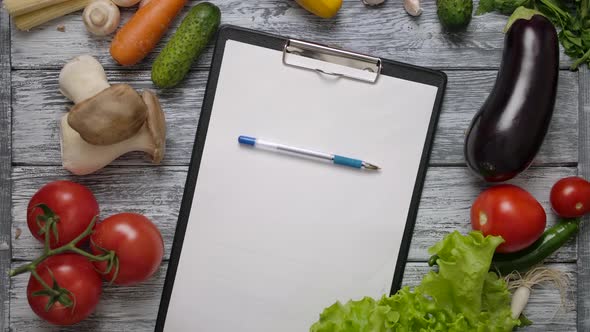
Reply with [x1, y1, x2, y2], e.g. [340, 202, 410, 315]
[152, 2, 221, 88]
[492, 218, 580, 275]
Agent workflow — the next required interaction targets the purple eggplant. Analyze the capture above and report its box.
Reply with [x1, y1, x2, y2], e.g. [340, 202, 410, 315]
[464, 13, 559, 182]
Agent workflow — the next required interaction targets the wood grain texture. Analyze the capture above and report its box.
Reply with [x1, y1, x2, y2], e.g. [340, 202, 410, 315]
[6, 1, 584, 330]
[0, 9, 11, 332]
[577, 67, 590, 330]
[9, 261, 577, 331]
[11, 166, 578, 263]
[11, 70, 578, 166]
[9, 0, 574, 70]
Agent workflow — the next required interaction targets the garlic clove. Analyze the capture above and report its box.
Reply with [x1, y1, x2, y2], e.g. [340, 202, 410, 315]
[141, 90, 166, 163]
[404, 0, 423, 16]
[68, 84, 148, 146]
[112, 0, 141, 7]
[362, 0, 385, 5]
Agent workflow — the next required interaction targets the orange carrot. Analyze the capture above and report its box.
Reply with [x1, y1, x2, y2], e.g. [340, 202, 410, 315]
[110, 0, 187, 66]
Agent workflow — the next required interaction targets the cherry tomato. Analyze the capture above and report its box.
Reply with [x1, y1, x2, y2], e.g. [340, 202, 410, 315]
[550, 176, 590, 218]
[90, 213, 164, 286]
[27, 254, 102, 326]
[471, 184, 546, 253]
[27, 181, 99, 248]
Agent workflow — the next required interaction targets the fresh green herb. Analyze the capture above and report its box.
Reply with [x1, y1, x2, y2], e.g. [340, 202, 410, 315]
[477, 0, 590, 69]
[310, 231, 523, 331]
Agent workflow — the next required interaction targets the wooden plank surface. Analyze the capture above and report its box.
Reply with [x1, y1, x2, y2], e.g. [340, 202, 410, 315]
[577, 67, 590, 329]
[9, 262, 577, 332]
[0, 9, 11, 332]
[11, 70, 579, 166]
[4, 0, 585, 330]
[11, 166, 578, 263]
[9, 0, 574, 70]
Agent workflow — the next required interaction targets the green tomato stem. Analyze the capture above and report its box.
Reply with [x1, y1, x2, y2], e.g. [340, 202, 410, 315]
[43, 217, 53, 254]
[9, 216, 115, 278]
[30, 269, 59, 297]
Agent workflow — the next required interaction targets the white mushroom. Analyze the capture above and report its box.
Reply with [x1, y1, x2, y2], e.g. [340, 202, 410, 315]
[60, 56, 148, 145]
[83, 0, 121, 36]
[404, 0, 423, 16]
[111, 0, 141, 7]
[59, 55, 110, 104]
[60, 90, 166, 175]
[58, 55, 167, 175]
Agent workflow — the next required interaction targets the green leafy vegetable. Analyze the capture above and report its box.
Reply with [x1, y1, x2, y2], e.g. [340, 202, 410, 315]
[310, 231, 522, 332]
[477, 0, 590, 69]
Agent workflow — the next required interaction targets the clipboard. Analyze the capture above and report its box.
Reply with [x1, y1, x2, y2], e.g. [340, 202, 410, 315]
[156, 25, 447, 332]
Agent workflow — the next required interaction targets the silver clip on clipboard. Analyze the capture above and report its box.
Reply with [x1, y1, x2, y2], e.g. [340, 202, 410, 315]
[282, 39, 383, 84]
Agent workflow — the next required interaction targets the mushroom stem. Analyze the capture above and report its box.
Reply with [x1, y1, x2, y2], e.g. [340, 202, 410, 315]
[59, 55, 110, 103]
[60, 115, 162, 175]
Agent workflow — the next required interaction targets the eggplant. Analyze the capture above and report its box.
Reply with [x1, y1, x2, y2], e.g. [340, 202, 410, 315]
[464, 12, 559, 182]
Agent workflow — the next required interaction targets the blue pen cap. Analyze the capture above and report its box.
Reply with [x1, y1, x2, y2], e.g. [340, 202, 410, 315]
[238, 136, 256, 146]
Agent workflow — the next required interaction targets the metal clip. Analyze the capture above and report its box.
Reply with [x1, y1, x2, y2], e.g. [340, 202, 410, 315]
[282, 39, 382, 84]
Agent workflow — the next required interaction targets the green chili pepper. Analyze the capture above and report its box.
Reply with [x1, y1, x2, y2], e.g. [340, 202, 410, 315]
[428, 218, 580, 275]
[492, 218, 580, 275]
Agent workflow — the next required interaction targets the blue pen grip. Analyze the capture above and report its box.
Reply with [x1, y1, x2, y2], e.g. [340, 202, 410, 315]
[333, 155, 363, 169]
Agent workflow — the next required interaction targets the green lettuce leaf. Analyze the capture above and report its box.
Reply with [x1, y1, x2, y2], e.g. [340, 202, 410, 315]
[310, 231, 521, 332]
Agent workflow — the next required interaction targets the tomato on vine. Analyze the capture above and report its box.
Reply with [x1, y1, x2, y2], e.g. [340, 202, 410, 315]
[27, 254, 102, 326]
[27, 181, 99, 248]
[91, 213, 164, 286]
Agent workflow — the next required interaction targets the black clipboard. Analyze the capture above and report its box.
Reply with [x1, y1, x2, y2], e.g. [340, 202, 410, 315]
[155, 25, 447, 332]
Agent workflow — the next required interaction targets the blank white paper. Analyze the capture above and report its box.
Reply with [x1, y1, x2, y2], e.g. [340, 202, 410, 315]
[163, 40, 439, 332]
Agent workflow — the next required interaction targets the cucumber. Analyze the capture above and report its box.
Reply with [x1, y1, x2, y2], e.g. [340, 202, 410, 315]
[151, 2, 221, 88]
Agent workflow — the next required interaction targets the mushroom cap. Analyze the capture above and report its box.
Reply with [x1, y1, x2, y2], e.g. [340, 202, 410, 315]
[141, 90, 166, 163]
[83, 0, 121, 36]
[68, 84, 148, 146]
[112, 0, 141, 7]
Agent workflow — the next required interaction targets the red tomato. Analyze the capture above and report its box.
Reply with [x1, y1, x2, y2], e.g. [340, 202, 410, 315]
[550, 176, 590, 218]
[90, 213, 164, 286]
[27, 254, 102, 326]
[471, 184, 546, 253]
[27, 181, 99, 248]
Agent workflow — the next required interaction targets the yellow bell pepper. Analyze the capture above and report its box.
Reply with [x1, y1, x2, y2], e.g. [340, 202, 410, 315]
[295, 0, 342, 19]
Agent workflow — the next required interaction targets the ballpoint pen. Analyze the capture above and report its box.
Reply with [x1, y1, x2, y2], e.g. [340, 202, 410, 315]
[238, 136, 380, 170]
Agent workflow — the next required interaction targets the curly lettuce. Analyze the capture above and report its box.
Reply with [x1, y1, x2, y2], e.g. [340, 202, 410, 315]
[310, 231, 521, 332]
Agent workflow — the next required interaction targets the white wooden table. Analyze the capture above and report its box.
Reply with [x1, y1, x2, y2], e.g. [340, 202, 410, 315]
[1, 1, 589, 331]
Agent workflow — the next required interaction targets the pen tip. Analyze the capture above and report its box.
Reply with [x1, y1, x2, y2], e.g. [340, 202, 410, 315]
[363, 162, 380, 171]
